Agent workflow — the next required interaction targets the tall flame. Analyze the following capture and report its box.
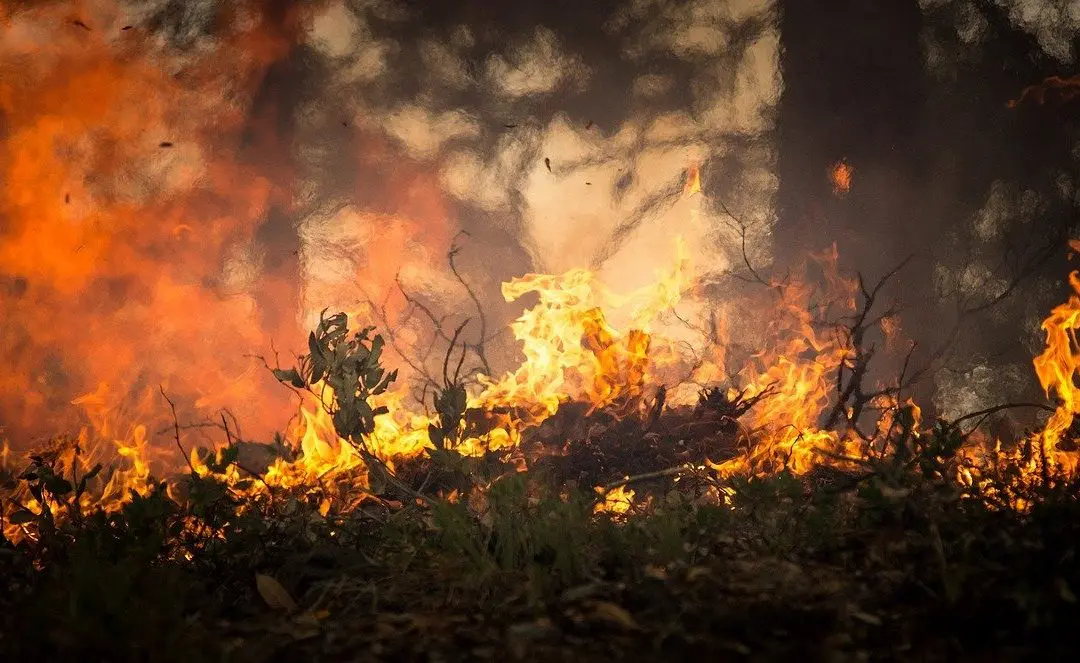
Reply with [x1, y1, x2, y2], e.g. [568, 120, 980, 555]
[1031, 270, 1080, 475]
[0, 1, 311, 447]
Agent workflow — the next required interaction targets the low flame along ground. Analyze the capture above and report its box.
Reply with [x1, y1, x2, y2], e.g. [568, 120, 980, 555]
[5, 167, 1080, 538]
[3, 3, 1080, 541]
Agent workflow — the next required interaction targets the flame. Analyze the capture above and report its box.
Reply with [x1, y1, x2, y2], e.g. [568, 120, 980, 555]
[595, 483, 635, 515]
[707, 245, 867, 477]
[830, 159, 853, 195]
[0, 1, 315, 447]
[472, 237, 689, 426]
[1008, 74, 1080, 108]
[1030, 270, 1080, 476]
[684, 164, 702, 197]
[6, 15, 1080, 538]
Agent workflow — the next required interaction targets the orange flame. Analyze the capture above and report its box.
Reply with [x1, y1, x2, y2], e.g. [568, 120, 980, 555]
[7, 9, 1080, 538]
[830, 159, 853, 195]
[0, 1, 314, 447]
[684, 164, 702, 197]
[1030, 270, 1080, 476]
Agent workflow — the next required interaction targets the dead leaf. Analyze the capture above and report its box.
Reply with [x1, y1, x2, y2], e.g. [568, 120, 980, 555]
[850, 610, 882, 626]
[255, 574, 297, 612]
[72, 19, 91, 31]
[508, 618, 554, 639]
[544, 157, 551, 172]
[643, 565, 667, 580]
[588, 601, 638, 630]
[159, 141, 174, 148]
[879, 485, 910, 500]
[561, 583, 601, 602]
[293, 612, 321, 629]
[686, 566, 710, 582]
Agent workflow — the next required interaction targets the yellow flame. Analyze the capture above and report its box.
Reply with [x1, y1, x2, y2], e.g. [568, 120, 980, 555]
[9, 194, 1080, 542]
[595, 483, 635, 515]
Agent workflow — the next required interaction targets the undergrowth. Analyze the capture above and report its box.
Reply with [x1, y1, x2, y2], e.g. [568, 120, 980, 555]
[2, 312, 1080, 661]
[4, 428, 1080, 661]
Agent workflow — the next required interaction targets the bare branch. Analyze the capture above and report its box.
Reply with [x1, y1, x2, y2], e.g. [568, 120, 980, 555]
[159, 386, 196, 474]
[448, 231, 494, 377]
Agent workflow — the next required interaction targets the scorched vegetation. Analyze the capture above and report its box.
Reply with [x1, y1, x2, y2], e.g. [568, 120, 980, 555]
[3, 243, 1080, 662]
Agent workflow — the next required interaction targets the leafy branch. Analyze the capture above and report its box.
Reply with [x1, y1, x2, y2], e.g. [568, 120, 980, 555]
[270, 310, 435, 506]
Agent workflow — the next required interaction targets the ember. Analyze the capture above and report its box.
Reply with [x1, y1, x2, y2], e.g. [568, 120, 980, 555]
[830, 159, 853, 195]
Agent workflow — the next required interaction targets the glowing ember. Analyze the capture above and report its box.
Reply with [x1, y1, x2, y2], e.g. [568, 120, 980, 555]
[830, 159, 853, 195]
[684, 164, 702, 197]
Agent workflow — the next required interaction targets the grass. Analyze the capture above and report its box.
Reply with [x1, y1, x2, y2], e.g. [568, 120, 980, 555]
[4, 314, 1080, 661]
[4, 431, 1080, 662]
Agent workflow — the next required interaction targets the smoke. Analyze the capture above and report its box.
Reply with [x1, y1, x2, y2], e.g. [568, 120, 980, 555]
[291, 0, 781, 388]
[0, 0, 782, 451]
[0, 0, 312, 445]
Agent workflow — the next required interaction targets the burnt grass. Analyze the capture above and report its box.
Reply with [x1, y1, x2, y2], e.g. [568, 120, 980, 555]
[4, 397, 1080, 662]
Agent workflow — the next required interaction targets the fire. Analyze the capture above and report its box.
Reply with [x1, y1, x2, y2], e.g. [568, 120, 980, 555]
[1008, 74, 1080, 108]
[473, 237, 687, 423]
[706, 245, 867, 477]
[0, 1, 312, 447]
[830, 159, 853, 195]
[1030, 270, 1080, 476]
[4, 5, 1080, 538]
[7, 134, 1080, 542]
[595, 484, 635, 515]
[684, 164, 702, 197]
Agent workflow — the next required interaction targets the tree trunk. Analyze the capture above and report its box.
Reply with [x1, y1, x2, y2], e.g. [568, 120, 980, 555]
[776, 0, 938, 411]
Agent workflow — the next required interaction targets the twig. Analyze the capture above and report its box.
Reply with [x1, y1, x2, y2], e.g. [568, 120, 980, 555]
[950, 402, 1055, 427]
[219, 413, 272, 492]
[644, 385, 667, 432]
[367, 292, 442, 392]
[356, 441, 436, 507]
[822, 255, 914, 431]
[160, 386, 196, 474]
[715, 196, 773, 288]
[600, 465, 692, 492]
[448, 231, 493, 376]
[443, 319, 471, 387]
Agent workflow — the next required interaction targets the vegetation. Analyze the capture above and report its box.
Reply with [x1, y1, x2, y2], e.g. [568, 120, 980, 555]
[3, 311, 1080, 662]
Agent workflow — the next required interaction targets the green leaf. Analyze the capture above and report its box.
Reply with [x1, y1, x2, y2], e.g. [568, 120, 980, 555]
[332, 408, 361, 440]
[77, 463, 104, 494]
[273, 367, 307, 388]
[220, 445, 240, 465]
[428, 424, 445, 449]
[367, 466, 388, 496]
[355, 399, 374, 422]
[309, 332, 328, 384]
